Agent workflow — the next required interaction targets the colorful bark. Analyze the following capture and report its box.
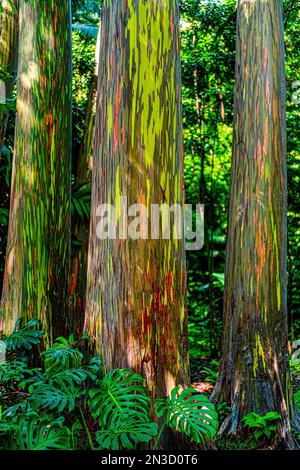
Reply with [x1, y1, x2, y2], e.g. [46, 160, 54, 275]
[85, 0, 189, 399]
[0, 0, 18, 154]
[1, 0, 72, 344]
[211, 0, 296, 447]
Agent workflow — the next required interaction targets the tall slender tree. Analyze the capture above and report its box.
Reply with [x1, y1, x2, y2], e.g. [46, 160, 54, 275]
[211, 0, 298, 448]
[0, 0, 18, 154]
[1, 0, 72, 344]
[85, 0, 189, 399]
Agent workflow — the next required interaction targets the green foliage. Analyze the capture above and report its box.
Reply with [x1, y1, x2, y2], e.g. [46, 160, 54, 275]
[73, 23, 98, 40]
[2, 317, 44, 351]
[0, 320, 219, 450]
[72, 0, 100, 25]
[89, 369, 151, 425]
[1, 0, 299, 367]
[95, 413, 158, 451]
[181, 0, 300, 361]
[1, 414, 71, 450]
[29, 383, 81, 413]
[284, 0, 300, 341]
[72, 29, 96, 128]
[243, 412, 281, 441]
[0, 66, 16, 116]
[294, 389, 300, 409]
[201, 359, 219, 384]
[216, 411, 282, 450]
[180, 0, 236, 358]
[0, 144, 11, 188]
[42, 335, 85, 369]
[71, 26, 96, 196]
[216, 402, 231, 423]
[71, 179, 91, 221]
[0, 208, 9, 226]
[0, 322, 99, 450]
[1, 0, 299, 451]
[28, 335, 100, 413]
[88, 369, 158, 450]
[155, 386, 218, 445]
[0, 0, 16, 13]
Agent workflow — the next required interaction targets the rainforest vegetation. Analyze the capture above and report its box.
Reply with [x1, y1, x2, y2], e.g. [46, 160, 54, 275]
[0, 0, 300, 451]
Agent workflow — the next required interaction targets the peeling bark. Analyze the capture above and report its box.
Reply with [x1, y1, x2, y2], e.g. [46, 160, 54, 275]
[1, 0, 72, 344]
[85, 0, 189, 399]
[211, 0, 298, 448]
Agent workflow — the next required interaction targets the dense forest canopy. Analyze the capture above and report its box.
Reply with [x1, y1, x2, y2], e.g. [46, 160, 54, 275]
[0, 0, 300, 452]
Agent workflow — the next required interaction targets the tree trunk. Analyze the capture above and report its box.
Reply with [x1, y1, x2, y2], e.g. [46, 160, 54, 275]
[85, 0, 189, 399]
[0, 0, 72, 344]
[211, 0, 298, 448]
[0, 0, 18, 154]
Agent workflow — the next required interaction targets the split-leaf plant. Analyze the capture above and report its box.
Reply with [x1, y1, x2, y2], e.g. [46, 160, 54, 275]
[0, 318, 218, 450]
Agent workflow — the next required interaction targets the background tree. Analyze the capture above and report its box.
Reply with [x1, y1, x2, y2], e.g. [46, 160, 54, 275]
[180, 0, 236, 365]
[0, 0, 72, 344]
[211, 0, 298, 448]
[85, 0, 189, 399]
[71, 24, 100, 333]
[285, 1, 300, 339]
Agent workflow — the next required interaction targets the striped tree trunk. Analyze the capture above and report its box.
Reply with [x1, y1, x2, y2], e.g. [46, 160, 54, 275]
[85, 0, 189, 400]
[0, 0, 18, 153]
[211, 0, 298, 448]
[1, 0, 72, 344]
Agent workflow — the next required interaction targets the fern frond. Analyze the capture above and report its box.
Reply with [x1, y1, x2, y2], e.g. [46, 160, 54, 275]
[243, 411, 281, 429]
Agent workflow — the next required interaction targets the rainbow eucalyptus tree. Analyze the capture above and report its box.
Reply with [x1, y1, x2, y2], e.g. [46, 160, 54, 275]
[211, 0, 299, 448]
[0, 0, 18, 153]
[85, 0, 189, 399]
[1, 0, 72, 344]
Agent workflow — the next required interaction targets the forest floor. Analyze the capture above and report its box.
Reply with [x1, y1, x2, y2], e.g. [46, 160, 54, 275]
[190, 357, 300, 450]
